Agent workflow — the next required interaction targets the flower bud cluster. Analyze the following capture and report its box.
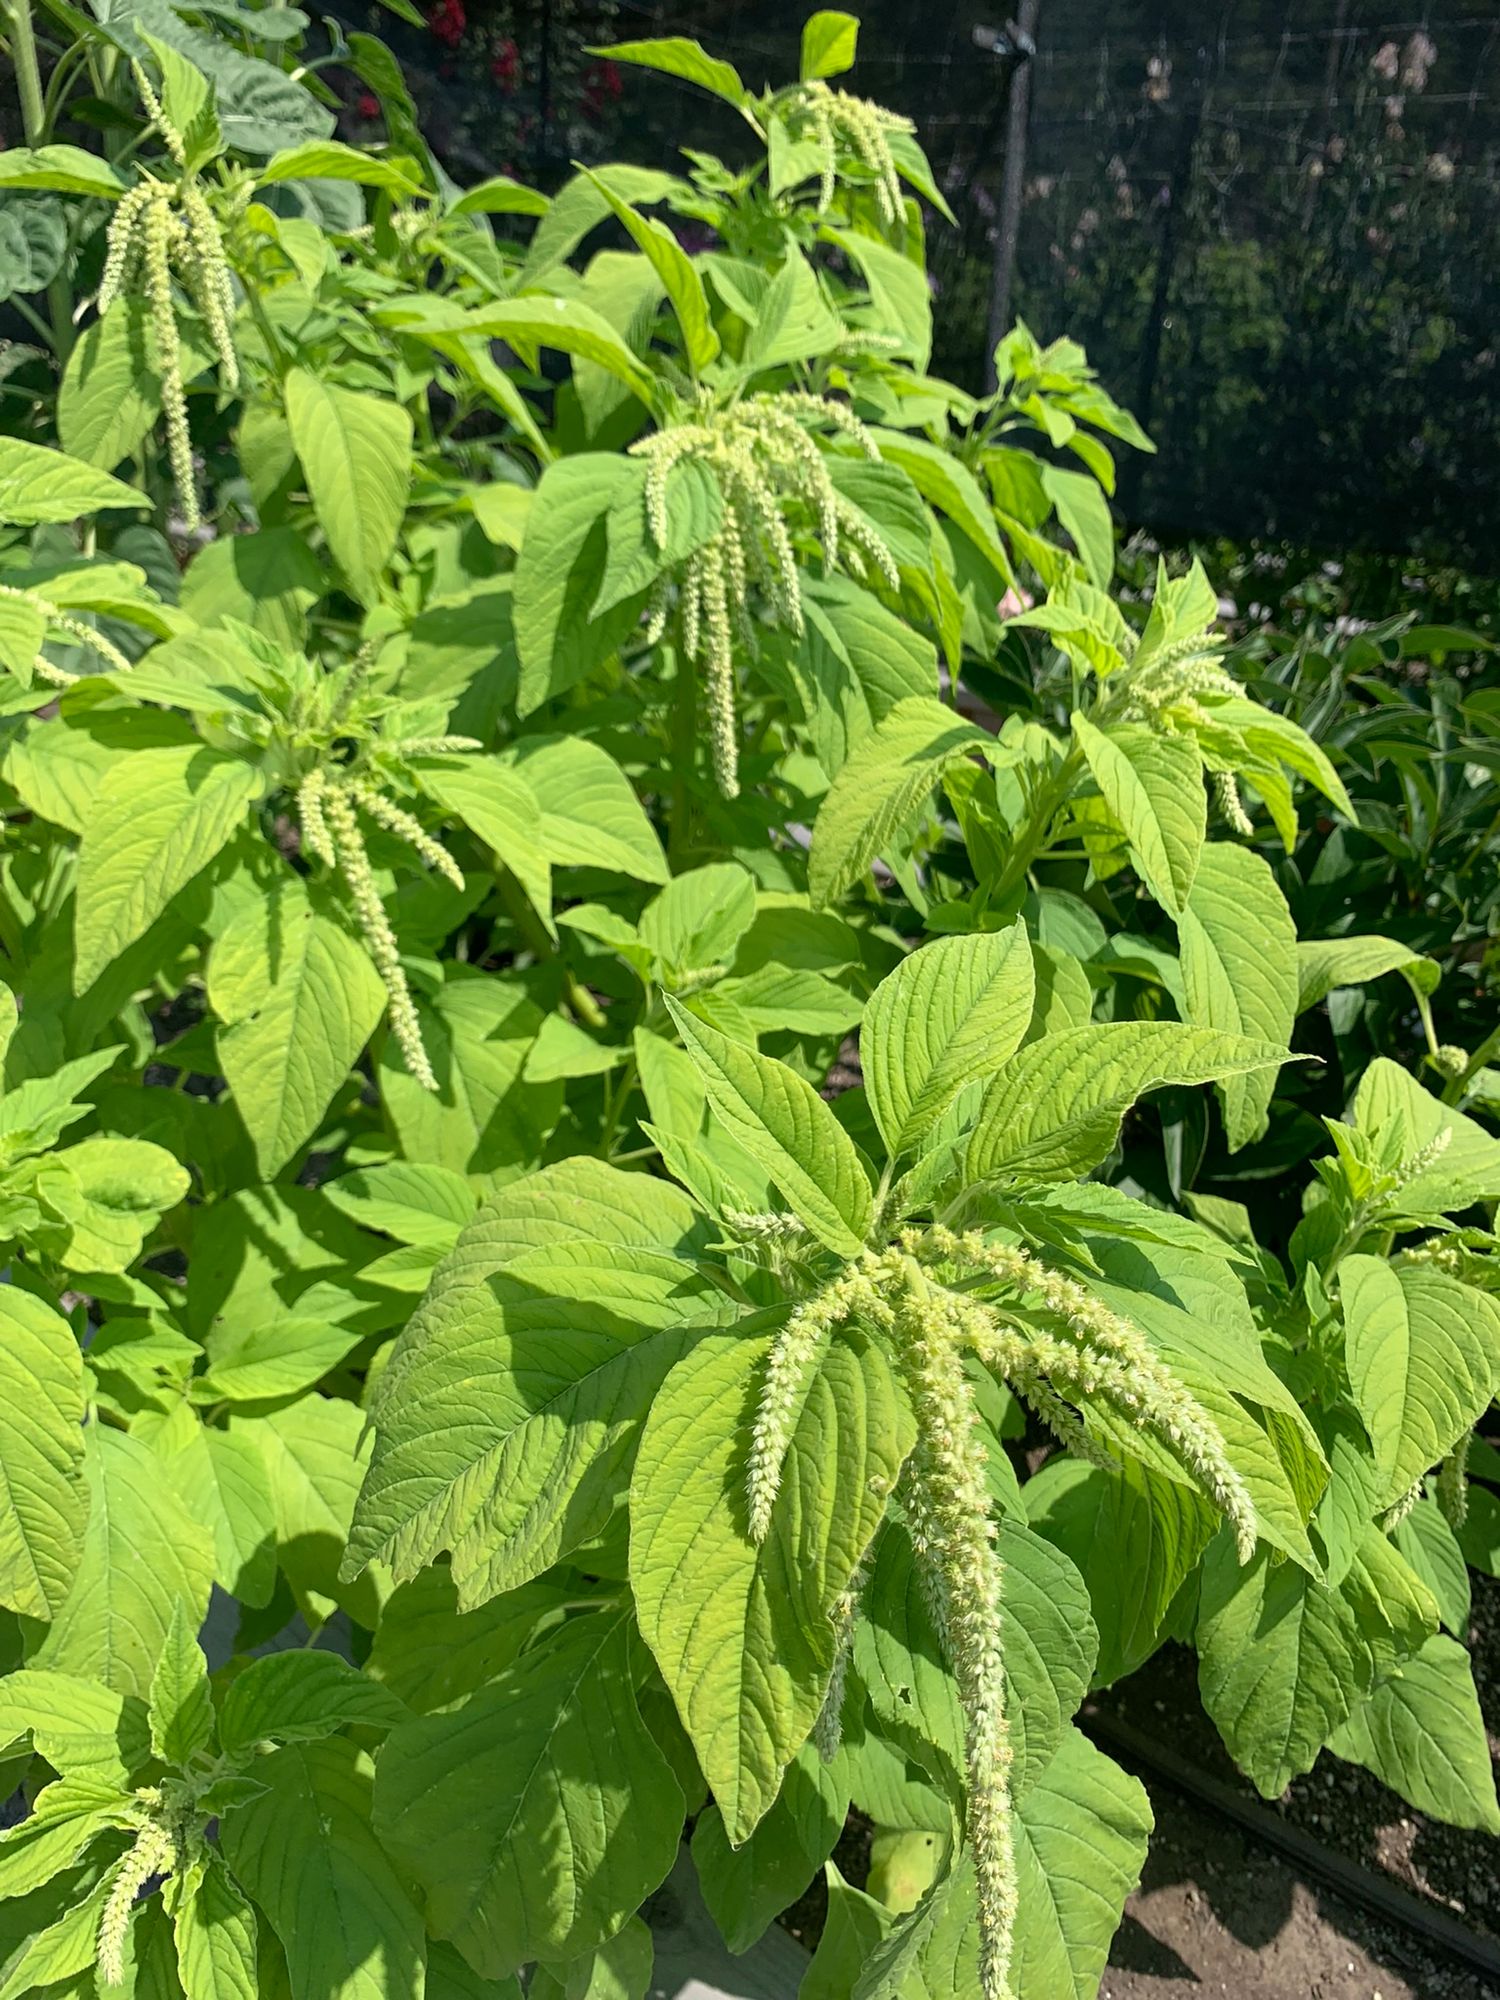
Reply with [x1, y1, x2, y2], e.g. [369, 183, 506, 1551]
[787, 81, 915, 225]
[97, 1811, 177, 1987]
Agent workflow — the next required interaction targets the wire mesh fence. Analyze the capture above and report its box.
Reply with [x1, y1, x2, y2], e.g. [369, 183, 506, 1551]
[325, 0, 1500, 561]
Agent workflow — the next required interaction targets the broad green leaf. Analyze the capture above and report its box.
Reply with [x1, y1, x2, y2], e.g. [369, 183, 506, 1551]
[693, 1744, 849, 1953]
[1010, 1729, 1152, 2000]
[1197, 1536, 1382, 1797]
[366, 1567, 576, 1715]
[801, 1864, 894, 2000]
[412, 753, 552, 924]
[241, 1395, 384, 1628]
[1025, 1454, 1215, 1687]
[0, 1860, 122, 2000]
[581, 169, 717, 371]
[0, 144, 127, 197]
[0, 437, 144, 523]
[1039, 464, 1113, 588]
[193, 1317, 362, 1403]
[322, 1163, 476, 1248]
[631, 1324, 912, 1842]
[256, 140, 422, 193]
[220, 1737, 425, 2000]
[0, 1668, 149, 1786]
[0, 1286, 86, 1620]
[346, 1237, 727, 1603]
[169, 1849, 259, 2000]
[1208, 695, 1354, 821]
[74, 744, 260, 993]
[794, 572, 939, 776]
[0, 1794, 128, 1902]
[209, 879, 386, 1176]
[1329, 1635, 1500, 1834]
[801, 11, 859, 79]
[402, 297, 654, 402]
[284, 369, 413, 607]
[1178, 843, 1297, 1148]
[377, 971, 561, 1178]
[164, 1423, 276, 1610]
[218, 1651, 408, 1758]
[667, 998, 873, 1254]
[639, 863, 758, 978]
[178, 527, 326, 652]
[822, 229, 931, 370]
[861, 923, 1033, 1157]
[512, 457, 644, 713]
[867, 433, 1009, 585]
[966, 1021, 1290, 1184]
[147, 1604, 214, 1769]
[743, 245, 846, 372]
[595, 458, 723, 617]
[53, 1135, 189, 1272]
[509, 736, 667, 883]
[808, 697, 992, 909]
[1340, 1258, 1497, 1509]
[1394, 1500, 1470, 1637]
[35, 1427, 213, 1699]
[1073, 713, 1203, 916]
[58, 300, 214, 470]
[1296, 934, 1439, 1013]
[375, 1611, 682, 1977]
[591, 37, 746, 107]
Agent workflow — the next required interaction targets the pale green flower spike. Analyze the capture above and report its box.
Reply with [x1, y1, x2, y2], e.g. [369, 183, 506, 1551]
[1435, 1442, 1469, 1530]
[1213, 769, 1255, 836]
[319, 784, 439, 1092]
[96, 72, 241, 531]
[348, 778, 466, 892]
[296, 769, 337, 869]
[632, 394, 895, 795]
[787, 80, 915, 224]
[1431, 1043, 1468, 1081]
[97, 1814, 176, 1986]
[0, 582, 135, 684]
[1379, 1477, 1423, 1532]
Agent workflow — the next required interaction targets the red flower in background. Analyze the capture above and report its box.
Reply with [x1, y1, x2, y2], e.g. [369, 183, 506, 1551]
[427, 0, 465, 49]
[356, 90, 380, 118]
[581, 58, 622, 118]
[492, 38, 520, 89]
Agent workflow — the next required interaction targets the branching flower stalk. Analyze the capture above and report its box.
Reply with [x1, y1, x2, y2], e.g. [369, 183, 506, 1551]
[96, 69, 241, 531]
[0, 582, 135, 685]
[744, 1227, 1257, 1998]
[634, 393, 897, 796]
[97, 1792, 183, 1987]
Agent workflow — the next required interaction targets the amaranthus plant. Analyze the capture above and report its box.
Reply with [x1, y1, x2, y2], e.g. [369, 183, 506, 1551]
[0, 7, 1494, 2000]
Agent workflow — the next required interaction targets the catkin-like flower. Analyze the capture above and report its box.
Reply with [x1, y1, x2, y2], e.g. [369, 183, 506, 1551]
[97, 1819, 175, 1986]
[1213, 769, 1254, 836]
[324, 784, 438, 1092]
[1435, 1443, 1469, 1530]
[788, 81, 915, 225]
[1379, 1477, 1423, 1532]
[0, 584, 135, 684]
[748, 1275, 862, 1542]
[179, 185, 239, 388]
[141, 194, 197, 530]
[1389, 1124, 1453, 1195]
[349, 779, 465, 891]
[297, 769, 337, 867]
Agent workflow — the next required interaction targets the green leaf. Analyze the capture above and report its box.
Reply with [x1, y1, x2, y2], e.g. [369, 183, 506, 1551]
[801, 1864, 893, 2000]
[0, 1859, 123, 2000]
[808, 697, 991, 909]
[666, 998, 872, 1255]
[1296, 934, 1439, 1013]
[793, 572, 939, 777]
[1073, 713, 1204, 916]
[220, 1737, 425, 2000]
[1197, 1537, 1373, 1797]
[284, 369, 413, 607]
[348, 1236, 726, 1603]
[147, 1603, 213, 1769]
[0, 437, 145, 524]
[1352, 1058, 1500, 1212]
[861, 923, 1033, 1158]
[169, 1849, 259, 2000]
[0, 1286, 86, 1620]
[631, 1323, 912, 1842]
[53, 1135, 189, 1272]
[693, 1743, 849, 1954]
[580, 169, 717, 372]
[591, 37, 747, 108]
[1340, 1258, 1498, 1510]
[322, 1163, 476, 1248]
[1178, 843, 1298, 1149]
[867, 433, 1009, 585]
[58, 300, 214, 470]
[801, 11, 859, 79]
[0, 143, 126, 197]
[1025, 1454, 1215, 1687]
[193, 1316, 362, 1403]
[509, 736, 667, 883]
[218, 1651, 408, 1759]
[966, 1021, 1291, 1184]
[1330, 1635, 1500, 1834]
[412, 753, 552, 925]
[639, 863, 758, 978]
[256, 140, 422, 193]
[35, 1427, 213, 1699]
[1039, 464, 1113, 588]
[513, 456, 645, 713]
[0, 1790, 128, 1903]
[375, 1610, 682, 1977]
[0, 1668, 149, 1787]
[405, 297, 654, 402]
[74, 744, 260, 993]
[209, 878, 386, 1177]
[743, 245, 846, 373]
[163, 1423, 276, 1610]
[1394, 1501, 1470, 1638]
[1010, 1729, 1152, 2000]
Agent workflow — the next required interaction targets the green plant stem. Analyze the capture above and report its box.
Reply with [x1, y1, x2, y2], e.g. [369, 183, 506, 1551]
[494, 868, 606, 1030]
[991, 743, 1085, 904]
[667, 642, 696, 868]
[4, 0, 75, 364]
